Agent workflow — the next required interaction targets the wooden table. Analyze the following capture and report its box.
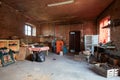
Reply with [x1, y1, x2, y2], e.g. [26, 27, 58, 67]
[28, 46, 50, 56]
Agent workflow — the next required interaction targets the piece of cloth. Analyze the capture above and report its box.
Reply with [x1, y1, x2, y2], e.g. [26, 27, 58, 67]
[56, 40, 64, 54]
[62, 45, 68, 54]
[28, 46, 49, 52]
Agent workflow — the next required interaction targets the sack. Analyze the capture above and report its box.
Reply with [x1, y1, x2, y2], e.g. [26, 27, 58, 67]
[31, 53, 36, 61]
[36, 52, 45, 62]
[62, 45, 68, 54]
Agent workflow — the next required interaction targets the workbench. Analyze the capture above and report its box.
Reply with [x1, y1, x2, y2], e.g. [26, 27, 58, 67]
[94, 46, 120, 66]
[28, 46, 50, 56]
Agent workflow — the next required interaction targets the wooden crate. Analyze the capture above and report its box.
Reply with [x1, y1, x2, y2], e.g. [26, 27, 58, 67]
[108, 57, 119, 66]
[94, 63, 114, 78]
[114, 68, 119, 76]
[16, 47, 27, 60]
[74, 55, 81, 61]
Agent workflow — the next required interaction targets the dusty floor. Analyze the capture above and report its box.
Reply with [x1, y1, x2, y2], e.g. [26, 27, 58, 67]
[0, 53, 120, 80]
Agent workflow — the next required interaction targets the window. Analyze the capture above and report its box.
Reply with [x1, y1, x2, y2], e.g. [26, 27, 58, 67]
[25, 23, 36, 36]
[99, 16, 111, 44]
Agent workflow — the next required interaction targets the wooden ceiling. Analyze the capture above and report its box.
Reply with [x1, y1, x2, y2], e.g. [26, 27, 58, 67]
[1, 0, 114, 24]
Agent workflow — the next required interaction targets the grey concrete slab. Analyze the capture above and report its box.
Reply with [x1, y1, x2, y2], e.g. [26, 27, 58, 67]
[0, 53, 120, 80]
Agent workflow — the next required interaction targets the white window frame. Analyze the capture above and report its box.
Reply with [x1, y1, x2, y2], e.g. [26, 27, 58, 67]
[25, 23, 36, 36]
[99, 16, 111, 43]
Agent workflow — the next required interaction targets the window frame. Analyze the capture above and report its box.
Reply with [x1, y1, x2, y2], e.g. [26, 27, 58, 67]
[24, 23, 36, 36]
[99, 16, 111, 44]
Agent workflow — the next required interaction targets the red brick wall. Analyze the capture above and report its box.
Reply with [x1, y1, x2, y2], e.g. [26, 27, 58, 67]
[0, 3, 25, 38]
[0, 3, 40, 43]
[40, 20, 97, 50]
[0, 2, 97, 47]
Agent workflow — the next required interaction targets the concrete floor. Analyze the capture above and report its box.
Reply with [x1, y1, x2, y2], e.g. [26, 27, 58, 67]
[0, 53, 120, 80]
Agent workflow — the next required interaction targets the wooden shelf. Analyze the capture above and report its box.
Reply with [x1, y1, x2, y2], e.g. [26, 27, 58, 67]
[0, 40, 19, 52]
[102, 24, 111, 28]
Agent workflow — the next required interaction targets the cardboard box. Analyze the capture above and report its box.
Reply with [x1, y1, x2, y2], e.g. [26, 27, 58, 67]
[74, 55, 81, 61]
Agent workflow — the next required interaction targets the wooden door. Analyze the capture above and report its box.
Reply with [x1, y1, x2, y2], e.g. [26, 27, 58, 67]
[69, 31, 80, 53]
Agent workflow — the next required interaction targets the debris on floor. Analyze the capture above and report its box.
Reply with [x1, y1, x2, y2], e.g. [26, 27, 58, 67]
[74, 55, 81, 61]
[24, 74, 51, 80]
[93, 63, 120, 78]
[53, 58, 56, 60]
